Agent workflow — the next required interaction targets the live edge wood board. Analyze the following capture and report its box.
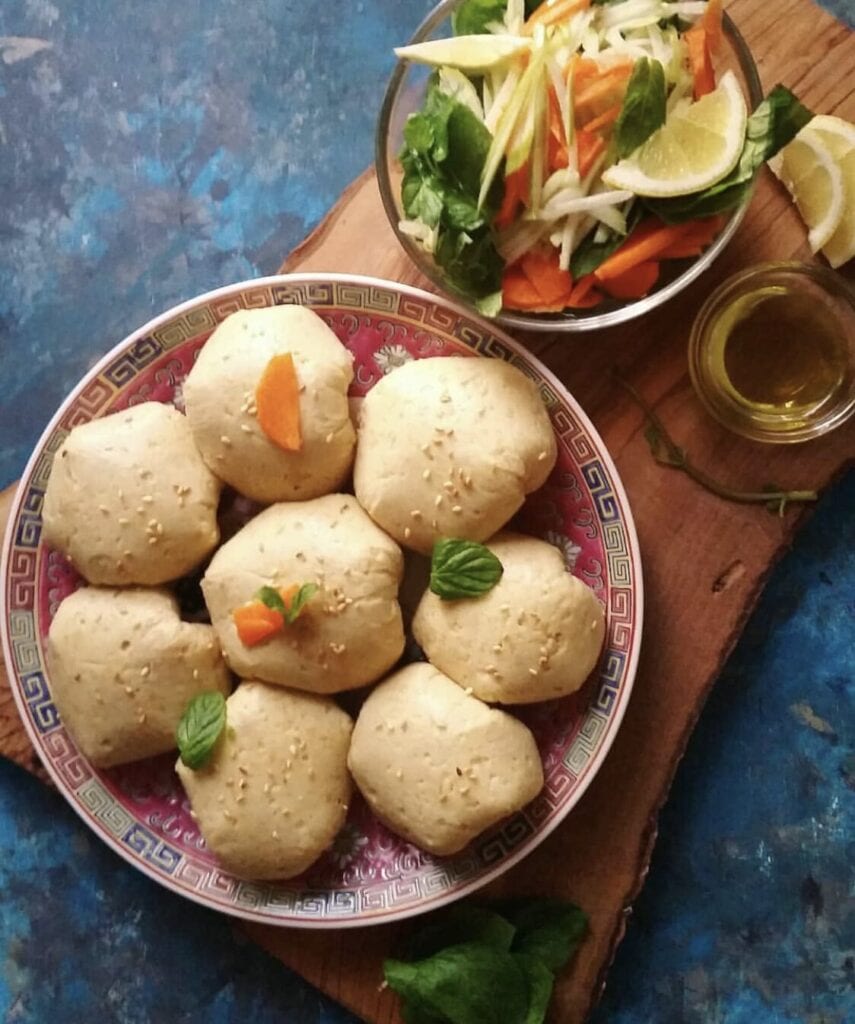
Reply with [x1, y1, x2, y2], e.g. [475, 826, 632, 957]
[1, 1, 853, 1021]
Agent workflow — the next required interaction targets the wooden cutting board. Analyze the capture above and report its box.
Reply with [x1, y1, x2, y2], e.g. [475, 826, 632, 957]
[1, 1, 853, 1021]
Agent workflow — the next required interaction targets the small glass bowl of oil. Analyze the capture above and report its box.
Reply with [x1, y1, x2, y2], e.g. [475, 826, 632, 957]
[689, 262, 855, 443]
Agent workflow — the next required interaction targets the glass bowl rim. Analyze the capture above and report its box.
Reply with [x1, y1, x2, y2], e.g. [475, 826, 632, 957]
[375, 0, 764, 333]
[687, 260, 855, 443]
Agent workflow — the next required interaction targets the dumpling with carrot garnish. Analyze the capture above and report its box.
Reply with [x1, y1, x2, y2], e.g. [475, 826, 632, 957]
[183, 306, 356, 504]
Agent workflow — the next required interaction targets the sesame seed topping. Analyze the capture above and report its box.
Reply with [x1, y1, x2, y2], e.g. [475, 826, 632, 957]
[124, 685, 134, 696]
[192, 668, 199, 680]
[140, 666, 150, 677]
[271, 830, 279, 839]
[464, 687, 473, 695]
[147, 536, 158, 545]
[443, 481, 454, 493]
[98, 505, 109, 514]
[240, 423, 252, 433]
[325, 432, 335, 444]
[118, 517, 129, 526]
[537, 450, 548, 461]
[452, 505, 463, 514]
[434, 495, 443, 508]
[410, 509, 422, 520]
[142, 495, 153, 504]
[137, 712, 147, 724]
[422, 469, 431, 480]
[404, 526, 412, 539]
[440, 393, 450, 403]
[529, 668, 538, 677]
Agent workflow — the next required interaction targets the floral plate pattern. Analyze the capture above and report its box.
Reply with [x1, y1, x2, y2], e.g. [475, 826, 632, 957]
[0, 274, 642, 927]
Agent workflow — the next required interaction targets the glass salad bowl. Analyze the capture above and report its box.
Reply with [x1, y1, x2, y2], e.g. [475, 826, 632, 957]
[376, 0, 764, 333]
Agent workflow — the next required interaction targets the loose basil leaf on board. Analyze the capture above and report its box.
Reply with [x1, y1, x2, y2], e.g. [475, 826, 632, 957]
[256, 585, 287, 615]
[500, 898, 589, 972]
[284, 582, 318, 624]
[177, 692, 227, 770]
[405, 905, 516, 961]
[615, 57, 666, 159]
[647, 86, 813, 223]
[430, 539, 504, 599]
[384, 942, 530, 1024]
[452, 0, 508, 36]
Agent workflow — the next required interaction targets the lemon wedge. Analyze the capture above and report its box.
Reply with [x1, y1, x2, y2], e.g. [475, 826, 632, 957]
[602, 71, 747, 197]
[776, 124, 845, 253]
[808, 115, 855, 267]
[395, 34, 530, 73]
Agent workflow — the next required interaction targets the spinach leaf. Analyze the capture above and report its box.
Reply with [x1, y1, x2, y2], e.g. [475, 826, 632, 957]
[615, 58, 666, 159]
[385, 943, 530, 1024]
[501, 898, 589, 972]
[647, 85, 813, 223]
[452, 0, 508, 36]
[570, 203, 642, 278]
[434, 226, 504, 298]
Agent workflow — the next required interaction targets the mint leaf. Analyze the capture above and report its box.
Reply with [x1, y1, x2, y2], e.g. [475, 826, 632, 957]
[647, 86, 813, 223]
[501, 898, 588, 972]
[384, 943, 530, 1024]
[284, 582, 318, 624]
[434, 228, 503, 300]
[256, 585, 287, 615]
[615, 58, 666, 159]
[452, 0, 508, 36]
[406, 906, 516, 961]
[430, 539, 504, 600]
[177, 692, 227, 770]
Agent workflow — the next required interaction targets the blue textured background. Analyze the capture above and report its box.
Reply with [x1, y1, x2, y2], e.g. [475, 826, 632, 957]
[0, 2, 852, 1022]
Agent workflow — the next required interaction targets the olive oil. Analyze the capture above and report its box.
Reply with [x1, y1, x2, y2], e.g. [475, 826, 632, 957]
[707, 286, 847, 427]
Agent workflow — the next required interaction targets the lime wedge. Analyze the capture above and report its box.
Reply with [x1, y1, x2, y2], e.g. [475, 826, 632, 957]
[395, 34, 530, 73]
[602, 70, 747, 198]
[809, 115, 855, 268]
[776, 124, 845, 253]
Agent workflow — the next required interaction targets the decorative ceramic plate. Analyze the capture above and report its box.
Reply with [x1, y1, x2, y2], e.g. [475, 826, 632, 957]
[1, 274, 642, 928]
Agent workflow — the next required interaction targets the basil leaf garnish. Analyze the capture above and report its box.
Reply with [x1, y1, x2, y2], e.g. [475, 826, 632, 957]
[256, 585, 287, 615]
[430, 539, 504, 600]
[284, 582, 319, 624]
[177, 692, 227, 770]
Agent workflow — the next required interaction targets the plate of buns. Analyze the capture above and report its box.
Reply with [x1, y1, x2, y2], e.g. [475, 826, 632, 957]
[1, 274, 642, 926]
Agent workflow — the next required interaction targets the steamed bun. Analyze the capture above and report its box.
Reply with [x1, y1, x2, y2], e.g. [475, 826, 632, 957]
[353, 356, 556, 554]
[177, 681, 353, 880]
[202, 494, 405, 693]
[347, 663, 543, 855]
[47, 587, 231, 768]
[42, 402, 221, 585]
[413, 532, 605, 704]
[183, 306, 355, 503]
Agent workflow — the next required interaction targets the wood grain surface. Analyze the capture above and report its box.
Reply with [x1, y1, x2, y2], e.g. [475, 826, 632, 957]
[1, 1, 853, 1021]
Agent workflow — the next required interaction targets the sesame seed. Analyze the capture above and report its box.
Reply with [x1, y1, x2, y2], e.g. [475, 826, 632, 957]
[142, 495, 153, 504]
[440, 394, 450, 403]
[123, 549, 132, 558]
[124, 685, 134, 696]
[410, 509, 422, 520]
[117, 489, 124, 499]
[452, 505, 463, 514]
[138, 712, 147, 724]
[443, 481, 454, 493]
[220, 435, 232, 446]
[431, 518, 438, 529]
[420, 443, 430, 454]
[493, 643, 503, 653]
[529, 668, 538, 677]
[136, 507, 145, 515]
[434, 495, 443, 508]
[148, 537, 158, 546]
[140, 666, 150, 678]
[240, 423, 252, 433]
[155, 522, 164, 536]
[537, 450, 548, 461]
[486, 664, 497, 673]
[192, 668, 199, 680]
[422, 468, 431, 480]
[118, 517, 128, 526]
[464, 687, 473, 695]
[404, 526, 412, 539]
[539, 656, 549, 667]
[325, 432, 335, 444]
[98, 504, 109, 514]
[271, 830, 279, 839]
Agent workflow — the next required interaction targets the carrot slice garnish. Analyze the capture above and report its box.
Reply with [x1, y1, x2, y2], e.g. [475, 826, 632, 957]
[233, 602, 284, 647]
[594, 220, 693, 281]
[495, 163, 531, 229]
[520, 249, 574, 306]
[577, 130, 606, 178]
[685, 26, 716, 99]
[566, 274, 603, 308]
[256, 352, 302, 452]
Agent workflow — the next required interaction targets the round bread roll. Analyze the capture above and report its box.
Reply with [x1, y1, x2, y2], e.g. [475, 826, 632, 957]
[348, 663, 543, 856]
[42, 402, 220, 585]
[413, 532, 605, 704]
[183, 306, 356, 503]
[353, 357, 557, 554]
[202, 494, 405, 693]
[176, 681, 353, 880]
[47, 586, 231, 768]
